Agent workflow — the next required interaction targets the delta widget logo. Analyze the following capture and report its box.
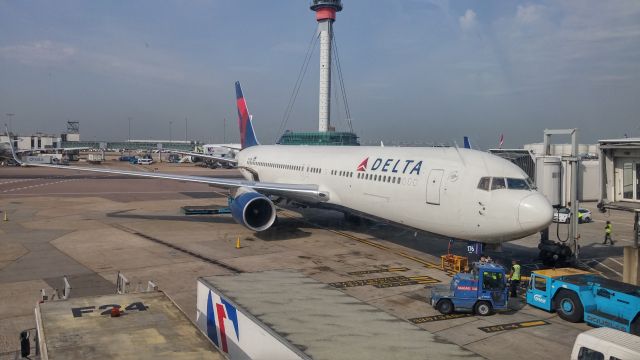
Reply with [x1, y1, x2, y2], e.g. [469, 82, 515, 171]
[357, 157, 368, 171]
[207, 291, 239, 353]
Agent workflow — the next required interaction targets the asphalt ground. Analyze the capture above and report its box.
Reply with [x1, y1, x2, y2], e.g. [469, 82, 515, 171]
[0, 160, 635, 359]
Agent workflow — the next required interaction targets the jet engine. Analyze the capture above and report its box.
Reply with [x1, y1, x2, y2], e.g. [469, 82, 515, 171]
[230, 187, 277, 232]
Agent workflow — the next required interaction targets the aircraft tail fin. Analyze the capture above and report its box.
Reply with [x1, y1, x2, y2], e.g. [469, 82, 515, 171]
[463, 136, 472, 149]
[235, 81, 260, 149]
[4, 124, 23, 165]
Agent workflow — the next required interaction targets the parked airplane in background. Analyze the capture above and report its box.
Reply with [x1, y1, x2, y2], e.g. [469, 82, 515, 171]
[463, 136, 472, 149]
[5, 82, 553, 244]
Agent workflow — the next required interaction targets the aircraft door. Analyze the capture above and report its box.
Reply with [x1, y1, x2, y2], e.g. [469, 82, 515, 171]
[426, 169, 444, 205]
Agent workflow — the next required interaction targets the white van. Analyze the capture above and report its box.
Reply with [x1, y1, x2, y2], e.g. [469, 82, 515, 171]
[137, 158, 153, 165]
[571, 328, 640, 360]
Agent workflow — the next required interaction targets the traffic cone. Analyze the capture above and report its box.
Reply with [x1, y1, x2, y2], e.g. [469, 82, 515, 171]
[236, 236, 241, 249]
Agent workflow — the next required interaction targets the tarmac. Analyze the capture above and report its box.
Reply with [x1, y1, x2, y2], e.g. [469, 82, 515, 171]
[0, 157, 634, 359]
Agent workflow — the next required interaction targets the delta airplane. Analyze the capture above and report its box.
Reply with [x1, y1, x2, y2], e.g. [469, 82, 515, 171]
[6, 82, 553, 244]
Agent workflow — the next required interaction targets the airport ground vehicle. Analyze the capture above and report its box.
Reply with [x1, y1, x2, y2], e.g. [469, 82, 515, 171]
[553, 207, 592, 223]
[526, 268, 640, 335]
[570, 327, 640, 360]
[430, 262, 509, 316]
[24, 154, 63, 164]
[137, 158, 153, 165]
[119, 155, 136, 162]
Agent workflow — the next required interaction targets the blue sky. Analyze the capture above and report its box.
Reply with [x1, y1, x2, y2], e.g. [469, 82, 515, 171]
[1, 0, 639, 148]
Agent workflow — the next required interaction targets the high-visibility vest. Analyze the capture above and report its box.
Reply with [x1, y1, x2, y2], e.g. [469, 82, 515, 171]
[605, 224, 612, 234]
[511, 264, 521, 281]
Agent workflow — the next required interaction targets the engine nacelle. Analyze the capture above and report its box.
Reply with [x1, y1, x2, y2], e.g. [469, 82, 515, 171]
[230, 188, 276, 232]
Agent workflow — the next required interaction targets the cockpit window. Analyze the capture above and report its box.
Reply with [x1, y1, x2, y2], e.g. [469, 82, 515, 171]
[506, 178, 530, 190]
[477, 177, 491, 191]
[491, 177, 506, 190]
[525, 177, 536, 190]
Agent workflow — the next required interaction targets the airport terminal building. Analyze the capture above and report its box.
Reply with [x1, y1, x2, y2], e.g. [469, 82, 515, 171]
[600, 137, 640, 209]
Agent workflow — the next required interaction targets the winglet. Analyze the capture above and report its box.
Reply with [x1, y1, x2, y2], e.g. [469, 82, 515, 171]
[235, 81, 259, 149]
[463, 136, 472, 149]
[4, 124, 23, 166]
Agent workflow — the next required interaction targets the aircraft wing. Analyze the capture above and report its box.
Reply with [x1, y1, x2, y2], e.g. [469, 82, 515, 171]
[167, 150, 238, 164]
[17, 162, 326, 203]
[56, 147, 92, 151]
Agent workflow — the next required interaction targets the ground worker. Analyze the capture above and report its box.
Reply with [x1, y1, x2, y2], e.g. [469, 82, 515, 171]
[508, 260, 521, 297]
[603, 221, 614, 245]
[577, 210, 583, 223]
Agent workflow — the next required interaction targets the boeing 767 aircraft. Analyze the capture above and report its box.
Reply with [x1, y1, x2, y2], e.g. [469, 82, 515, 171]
[6, 82, 553, 244]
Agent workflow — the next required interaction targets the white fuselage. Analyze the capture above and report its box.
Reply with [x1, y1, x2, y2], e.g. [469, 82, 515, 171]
[237, 145, 553, 244]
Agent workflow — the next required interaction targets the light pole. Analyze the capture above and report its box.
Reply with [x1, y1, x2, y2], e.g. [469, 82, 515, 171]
[6, 113, 15, 134]
[128, 117, 132, 142]
[169, 121, 173, 144]
[185, 117, 188, 143]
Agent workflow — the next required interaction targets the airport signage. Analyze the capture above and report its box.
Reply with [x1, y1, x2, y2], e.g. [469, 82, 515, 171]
[328, 275, 439, 289]
[347, 267, 409, 275]
[409, 313, 473, 324]
[478, 320, 549, 333]
[71, 302, 148, 318]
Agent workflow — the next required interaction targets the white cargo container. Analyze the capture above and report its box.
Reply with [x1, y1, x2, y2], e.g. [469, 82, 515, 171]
[196, 270, 481, 360]
[86, 153, 104, 164]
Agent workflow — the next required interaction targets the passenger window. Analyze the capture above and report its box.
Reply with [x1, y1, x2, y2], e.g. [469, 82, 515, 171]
[534, 276, 546, 291]
[577, 347, 604, 360]
[477, 177, 491, 191]
[491, 178, 506, 190]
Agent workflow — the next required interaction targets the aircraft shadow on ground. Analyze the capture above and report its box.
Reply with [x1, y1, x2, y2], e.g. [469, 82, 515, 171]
[286, 207, 589, 270]
[254, 217, 312, 241]
[106, 210, 236, 224]
[578, 243, 624, 258]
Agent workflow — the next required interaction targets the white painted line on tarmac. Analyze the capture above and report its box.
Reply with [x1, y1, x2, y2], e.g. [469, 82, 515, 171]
[609, 257, 623, 266]
[590, 259, 622, 277]
[0, 179, 79, 193]
[579, 261, 608, 278]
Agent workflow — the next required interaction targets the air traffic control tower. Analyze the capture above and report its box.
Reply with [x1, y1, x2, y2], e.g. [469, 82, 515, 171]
[311, 0, 342, 132]
[277, 0, 359, 146]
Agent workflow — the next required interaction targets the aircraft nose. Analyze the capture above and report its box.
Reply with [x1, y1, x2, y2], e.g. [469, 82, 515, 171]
[518, 193, 553, 232]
